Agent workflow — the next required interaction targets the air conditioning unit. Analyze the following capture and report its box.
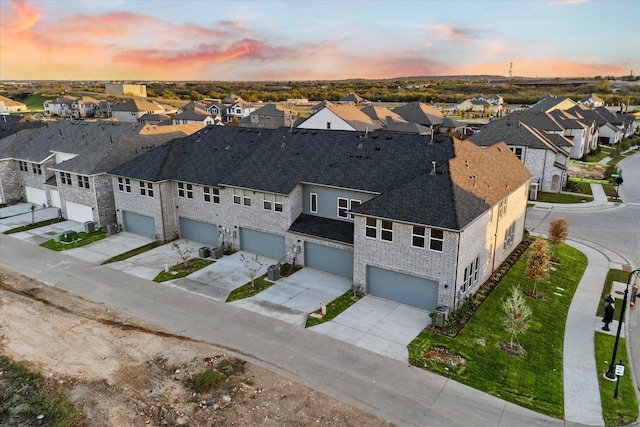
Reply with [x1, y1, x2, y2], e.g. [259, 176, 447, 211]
[106, 223, 119, 235]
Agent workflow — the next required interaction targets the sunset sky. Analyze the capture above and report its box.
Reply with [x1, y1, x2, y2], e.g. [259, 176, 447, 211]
[1, 0, 639, 81]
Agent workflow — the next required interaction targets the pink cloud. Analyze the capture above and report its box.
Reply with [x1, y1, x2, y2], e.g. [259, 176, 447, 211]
[429, 24, 473, 41]
[3, 0, 41, 34]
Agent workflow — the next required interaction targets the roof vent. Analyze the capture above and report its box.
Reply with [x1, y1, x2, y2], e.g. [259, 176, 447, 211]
[281, 136, 286, 148]
[430, 160, 437, 174]
[465, 160, 469, 167]
[469, 175, 477, 186]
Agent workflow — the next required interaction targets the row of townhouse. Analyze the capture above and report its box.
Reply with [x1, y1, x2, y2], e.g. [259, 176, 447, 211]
[468, 97, 636, 194]
[0, 120, 204, 223]
[108, 125, 531, 313]
[44, 95, 114, 119]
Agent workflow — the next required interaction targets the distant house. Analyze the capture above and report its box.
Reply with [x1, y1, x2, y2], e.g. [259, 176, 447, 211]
[360, 105, 407, 124]
[577, 94, 605, 108]
[297, 104, 383, 131]
[110, 98, 167, 123]
[393, 102, 444, 133]
[338, 93, 369, 105]
[0, 95, 27, 113]
[105, 83, 147, 97]
[528, 95, 577, 113]
[44, 95, 76, 117]
[172, 101, 216, 126]
[239, 104, 298, 129]
[223, 101, 256, 124]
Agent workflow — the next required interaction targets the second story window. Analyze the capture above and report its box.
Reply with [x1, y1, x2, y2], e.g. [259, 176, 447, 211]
[412, 226, 426, 248]
[511, 147, 523, 161]
[178, 182, 193, 199]
[77, 175, 90, 189]
[338, 198, 360, 219]
[381, 220, 393, 241]
[365, 217, 377, 238]
[118, 177, 131, 192]
[264, 193, 283, 212]
[233, 189, 251, 206]
[203, 186, 219, 203]
[61, 172, 72, 185]
[18, 161, 27, 171]
[497, 199, 508, 220]
[310, 193, 318, 213]
[140, 181, 154, 197]
[365, 218, 393, 242]
[32, 163, 42, 175]
[429, 228, 444, 252]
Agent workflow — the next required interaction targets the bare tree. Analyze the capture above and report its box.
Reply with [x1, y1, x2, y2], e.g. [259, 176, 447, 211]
[525, 238, 550, 298]
[502, 286, 532, 352]
[240, 253, 264, 290]
[171, 241, 193, 269]
[548, 217, 569, 259]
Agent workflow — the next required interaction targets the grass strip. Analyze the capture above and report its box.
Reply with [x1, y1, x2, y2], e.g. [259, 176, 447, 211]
[153, 258, 214, 282]
[594, 334, 639, 426]
[101, 241, 165, 264]
[408, 243, 587, 418]
[536, 192, 594, 204]
[3, 217, 65, 234]
[225, 275, 272, 302]
[40, 231, 107, 250]
[306, 290, 363, 327]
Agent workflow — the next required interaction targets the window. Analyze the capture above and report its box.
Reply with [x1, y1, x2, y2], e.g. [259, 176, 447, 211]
[412, 226, 426, 248]
[78, 175, 90, 189]
[462, 256, 480, 292]
[140, 181, 153, 197]
[326, 122, 331, 129]
[177, 182, 193, 199]
[337, 198, 348, 218]
[310, 193, 318, 213]
[381, 220, 393, 241]
[497, 199, 508, 220]
[511, 147, 523, 161]
[233, 189, 251, 206]
[61, 172, 72, 186]
[19, 161, 27, 171]
[203, 186, 218, 203]
[31, 163, 42, 174]
[337, 198, 360, 219]
[504, 222, 516, 249]
[118, 177, 131, 192]
[264, 193, 283, 212]
[348, 200, 360, 218]
[365, 217, 377, 239]
[429, 228, 444, 252]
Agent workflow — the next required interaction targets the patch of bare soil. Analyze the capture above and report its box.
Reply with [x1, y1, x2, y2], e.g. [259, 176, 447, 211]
[0, 268, 392, 427]
[567, 163, 605, 180]
[499, 342, 527, 357]
[423, 347, 467, 367]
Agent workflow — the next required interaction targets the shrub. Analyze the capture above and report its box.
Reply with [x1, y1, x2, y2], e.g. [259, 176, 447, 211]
[193, 370, 225, 393]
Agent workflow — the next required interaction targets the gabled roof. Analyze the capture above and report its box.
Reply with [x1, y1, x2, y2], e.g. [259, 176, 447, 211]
[173, 107, 213, 121]
[548, 109, 588, 130]
[392, 102, 444, 126]
[469, 120, 570, 155]
[110, 127, 531, 230]
[339, 93, 366, 104]
[378, 118, 431, 135]
[47, 95, 76, 105]
[0, 95, 27, 108]
[311, 100, 334, 112]
[299, 104, 383, 131]
[360, 105, 406, 123]
[529, 95, 576, 113]
[579, 93, 604, 104]
[251, 103, 297, 117]
[111, 98, 164, 113]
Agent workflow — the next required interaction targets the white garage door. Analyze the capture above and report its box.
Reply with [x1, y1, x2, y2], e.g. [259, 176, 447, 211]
[66, 201, 94, 223]
[50, 190, 61, 208]
[25, 186, 47, 205]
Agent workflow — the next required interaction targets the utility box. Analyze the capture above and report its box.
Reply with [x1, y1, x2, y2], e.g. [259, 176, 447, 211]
[84, 221, 95, 233]
[267, 264, 280, 281]
[212, 247, 223, 259]
[106, 224, 119, 235]
[435, 306, 450, 328]
[61, 230, 77, 242]
[199, 247, 210, 258]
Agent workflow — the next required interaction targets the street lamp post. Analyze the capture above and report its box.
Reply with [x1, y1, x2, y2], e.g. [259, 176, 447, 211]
[605, 269, 640, 381]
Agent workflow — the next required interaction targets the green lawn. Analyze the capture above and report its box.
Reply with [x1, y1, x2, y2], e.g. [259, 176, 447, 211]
[225, 275, 273, 301]
[596, 270, 632, 318]
[536, 192, 594, 204]
[595, 334, 638, 426]
[306, 290, 363, 327]
[40, 231, 107, 250]
[153, 258, 214, 282]
[409, 243, 587, 418]
[101, 241, 165, 264]
[2, 218, 65, 234]
[20, 93, 48, 111]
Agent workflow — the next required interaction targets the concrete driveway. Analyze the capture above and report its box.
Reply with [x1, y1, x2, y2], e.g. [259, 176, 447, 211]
[310, 296, 431, 361]
[65, 232, 154, 264]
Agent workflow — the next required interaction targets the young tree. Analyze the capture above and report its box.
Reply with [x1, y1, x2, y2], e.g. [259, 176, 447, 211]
[502, 286, 532, 352]
[171, 241, 193, 270]
[548, 217, 569, 259]
[525, 238, 550, 297]
[240, 253, 264, 290]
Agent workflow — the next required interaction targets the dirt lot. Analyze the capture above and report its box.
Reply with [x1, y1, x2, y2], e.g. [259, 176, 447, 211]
[0, 267, 392, 426]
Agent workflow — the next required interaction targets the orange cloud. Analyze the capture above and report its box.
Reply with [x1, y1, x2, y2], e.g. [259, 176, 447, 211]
[4, 0, 41, 34]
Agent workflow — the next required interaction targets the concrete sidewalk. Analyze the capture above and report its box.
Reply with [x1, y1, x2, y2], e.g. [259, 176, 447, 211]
[530, 183, 617, 212]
